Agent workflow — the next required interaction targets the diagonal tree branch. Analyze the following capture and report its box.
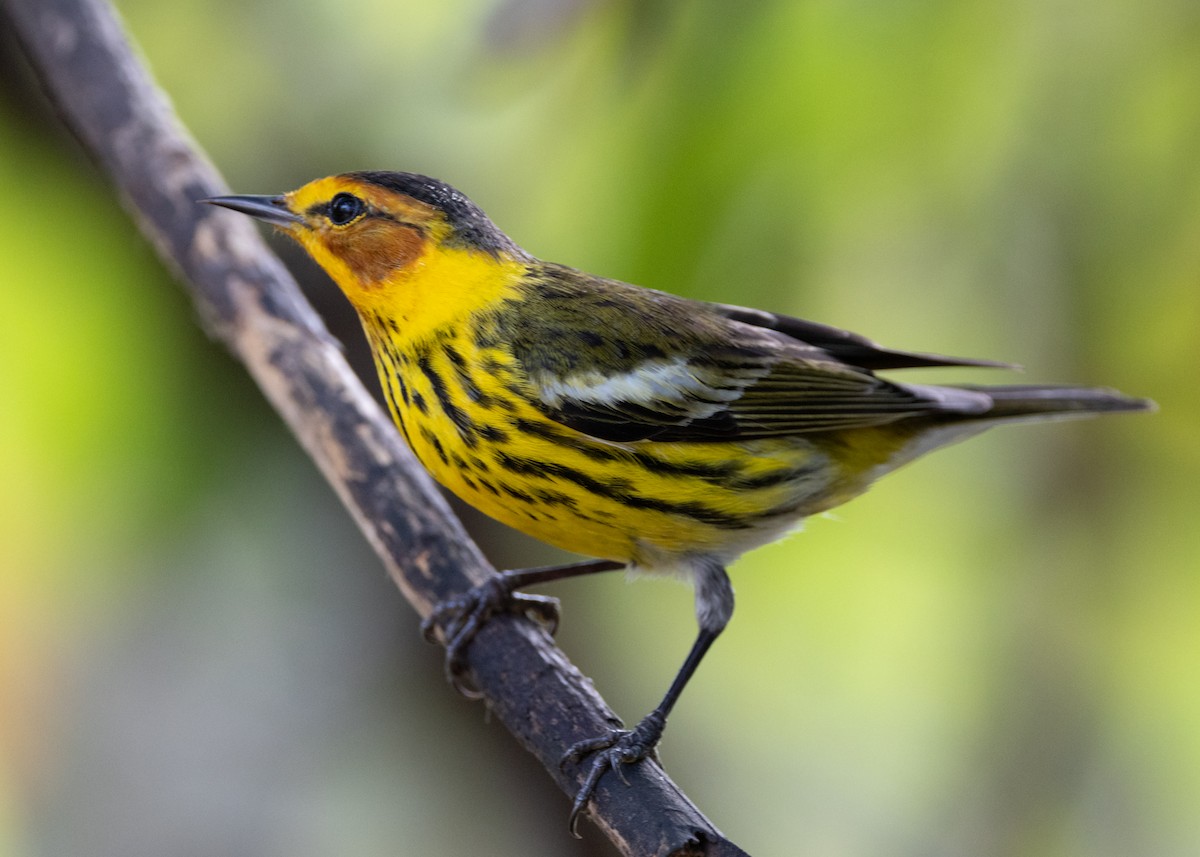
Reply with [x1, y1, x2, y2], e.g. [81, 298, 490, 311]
[3, 0, 750, 854]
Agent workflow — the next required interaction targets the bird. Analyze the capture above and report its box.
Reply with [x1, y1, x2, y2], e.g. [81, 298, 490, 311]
[204, 171, 1153, 833]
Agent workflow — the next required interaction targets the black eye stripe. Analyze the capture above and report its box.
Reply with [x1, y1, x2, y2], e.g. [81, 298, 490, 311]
[328, 192, 366, 225]
[303, 195, 428, 234]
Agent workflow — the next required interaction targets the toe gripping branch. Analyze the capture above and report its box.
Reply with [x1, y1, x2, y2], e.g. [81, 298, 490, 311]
[420, 558, 625, 697]
[420, 575, 561, 696]
[562, 708, 668, 837]
[422, 557, 730, 835]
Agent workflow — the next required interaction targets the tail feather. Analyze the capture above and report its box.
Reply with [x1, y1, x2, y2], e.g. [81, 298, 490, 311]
[955, 384, 1155, 422]
[849, 382, 1152, 480]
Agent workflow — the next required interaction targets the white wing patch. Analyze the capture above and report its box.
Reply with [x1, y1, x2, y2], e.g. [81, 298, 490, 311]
[534, 357, 747, 420]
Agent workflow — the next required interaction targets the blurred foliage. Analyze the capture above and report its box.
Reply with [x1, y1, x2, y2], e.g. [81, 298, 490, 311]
[2, 0, 1197, 855]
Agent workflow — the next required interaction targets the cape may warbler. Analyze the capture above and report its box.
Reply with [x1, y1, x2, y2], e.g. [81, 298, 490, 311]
[206, 172, 1152, 830]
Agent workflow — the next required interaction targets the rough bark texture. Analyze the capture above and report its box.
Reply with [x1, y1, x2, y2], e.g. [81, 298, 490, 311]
[3, 0, 750, 854]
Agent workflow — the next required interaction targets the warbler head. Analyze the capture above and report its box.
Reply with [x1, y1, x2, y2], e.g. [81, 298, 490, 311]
[204, 171, 523, 304]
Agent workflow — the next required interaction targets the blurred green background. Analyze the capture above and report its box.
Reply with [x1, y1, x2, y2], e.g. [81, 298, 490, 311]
[2, 1, 1197, 855]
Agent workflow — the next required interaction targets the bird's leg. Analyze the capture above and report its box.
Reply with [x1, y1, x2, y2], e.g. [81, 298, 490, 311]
[562, 561, 733, 836]
[421, 558, 626, 697]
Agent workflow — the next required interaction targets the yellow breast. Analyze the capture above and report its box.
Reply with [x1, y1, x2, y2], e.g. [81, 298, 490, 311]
[362, 315, 849, 569]
[342, 245, 873, 570]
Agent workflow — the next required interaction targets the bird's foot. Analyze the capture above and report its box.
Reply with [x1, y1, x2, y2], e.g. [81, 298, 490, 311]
[421, 574, 560, 697]
[562, 709, 667, 836]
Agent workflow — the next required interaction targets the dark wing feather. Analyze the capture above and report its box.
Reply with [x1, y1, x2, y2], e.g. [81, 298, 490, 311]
[711, 303, 1016, 370]
[504, 267, 995, 444]
[527, 340, 991, 444]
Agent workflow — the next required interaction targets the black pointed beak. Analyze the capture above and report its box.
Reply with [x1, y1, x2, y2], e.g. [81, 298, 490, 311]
[201, 194, 302, 226]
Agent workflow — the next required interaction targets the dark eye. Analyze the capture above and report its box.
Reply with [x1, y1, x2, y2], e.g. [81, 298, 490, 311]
[328, 193, 365, 225]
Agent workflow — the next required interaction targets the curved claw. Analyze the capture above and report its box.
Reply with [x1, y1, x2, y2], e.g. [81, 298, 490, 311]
[561, 710, 667, 837]
[421, 575, 562, 697]
[567, 754, 612, 837]
[521, 593, 560, 636]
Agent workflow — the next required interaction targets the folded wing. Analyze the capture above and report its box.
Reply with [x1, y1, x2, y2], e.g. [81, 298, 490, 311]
[516, 290, 996, 444]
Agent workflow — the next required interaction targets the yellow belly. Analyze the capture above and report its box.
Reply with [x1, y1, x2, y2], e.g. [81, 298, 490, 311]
[365, 328, 871, 569]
